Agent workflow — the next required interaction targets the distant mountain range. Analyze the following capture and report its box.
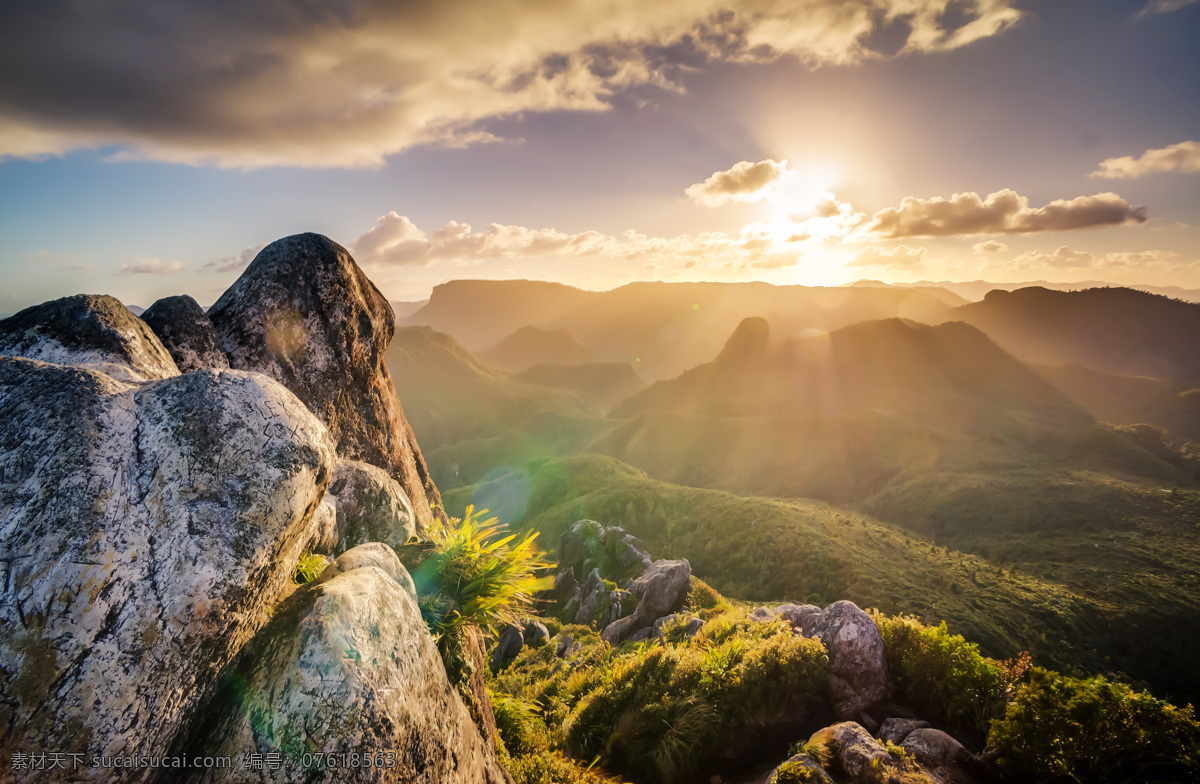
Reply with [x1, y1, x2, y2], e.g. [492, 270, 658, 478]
[849, 278, 1200, 303]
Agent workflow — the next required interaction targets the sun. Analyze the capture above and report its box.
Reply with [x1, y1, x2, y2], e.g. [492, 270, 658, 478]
[766, 159, 844, 220]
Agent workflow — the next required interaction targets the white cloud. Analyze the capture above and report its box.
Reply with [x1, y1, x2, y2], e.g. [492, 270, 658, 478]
[1091, 140, 1200, 179]
[203, 244, 266, 273]
[971, 240, 1007, 253]
[1010, 246, 1096, 269]
[115, 259, 184, 276]
[685, 159, 789, 206]
[865, 189, 1147, 237]
[848, 245, 927, 268]
[0, 0, 1023, 168]
[1134, 0, 1199, 18]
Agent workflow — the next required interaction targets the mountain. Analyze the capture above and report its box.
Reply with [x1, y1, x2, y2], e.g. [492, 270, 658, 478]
[390, 299, 428, 318]
[948, 286, 1200, 382]
[871, 279, 1200, 304]
[1034, 363, 1200, 441]
[514, 361, 645, 411]
[845, 279, 969, 307]
[385, 326, 612, 489]
[402, 279, 955, 382]
[481, 325, 592, 371]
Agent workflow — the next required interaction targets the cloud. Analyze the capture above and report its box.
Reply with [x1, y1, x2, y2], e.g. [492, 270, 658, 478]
[350, 211, 802, 270]
[0, 0, 1022, 168]
[1010, 246, 1096, 269]
[115, 259, 184, 276]
[685, 159, 788, 206]
[1091, 140, 1200, 179]
[848, 245, 927, 268]
[1134, 0, 1199, 18]
[203, 244, 266, 273]
[971, 240, 1007, 253]
[865, 189, 1147, 237]
[1006, 246, 1193, 273]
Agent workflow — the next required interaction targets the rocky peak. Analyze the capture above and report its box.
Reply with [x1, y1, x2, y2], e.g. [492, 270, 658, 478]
[207, 233, 444, 527]
[140, 294, 229, 372]
[716, 316, 770, 364]
[0, 293, 179, 382]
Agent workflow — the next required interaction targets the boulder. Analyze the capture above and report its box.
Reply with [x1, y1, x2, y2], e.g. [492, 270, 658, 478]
[322, 542, 417, 602]
[808, 601, 888, 719]
[186, 564, 507, 783]
[326, 459, 419, 552]
[558, 520, 651, 583]
[629, 627, 654, 643]
[777, 603, 822, 633]
[207, 233, 443, 528]
[523, 619, 551, 648]
[766, 753, 834, 784]
[303, 498, 339, 555]
[808, 722, 891, 780]
[601, 559, 691, 644]
[750, 606, 776, 622]
[556, 634, 577, 658]
[491, 623, 526, 671]
[574, 568, 632, 628]
[140, 294, 229, 372]
[0, 293, 179, 382]
[0, 358, 335, 782]
[878, 718, 930, 744]
[902, 728, 968, 766]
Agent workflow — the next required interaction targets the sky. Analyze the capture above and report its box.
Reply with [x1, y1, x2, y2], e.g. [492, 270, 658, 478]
[1, 0, 1198, 311]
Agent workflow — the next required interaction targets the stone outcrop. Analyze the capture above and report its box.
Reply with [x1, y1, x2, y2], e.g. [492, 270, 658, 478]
[766, 753, 834, 784]
[0, 293, 179, 382]
[326, 459, 418, 553]
[601, 558, 691, 644]
[807, 601, 888, 719]
[140, 294, 230, 372]
[777, 603, 822, 632]
[878, 718, 930, 744]
[187, 554, 507, 783]
[810, 722, 892, 780]
[207, 233, 443, 528]
[0, 358, 335, 782]
[557, 519, 651, 582]
[902, 728, 968, 766]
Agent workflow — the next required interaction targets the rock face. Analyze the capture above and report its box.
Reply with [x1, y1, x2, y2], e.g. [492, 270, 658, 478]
[0, 358, 335, 782]
[140, 294, 230, 372]
[601, 559, 691, 644]
[207, 233, 443, 528]
[326, 459, 418, 553]
[0, 293, 179, 382]
[807, 601, 888, 719]
[188, 558, 507, 784]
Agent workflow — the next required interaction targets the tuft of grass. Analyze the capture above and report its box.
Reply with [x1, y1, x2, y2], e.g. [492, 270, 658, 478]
[293, 552, 327, 584]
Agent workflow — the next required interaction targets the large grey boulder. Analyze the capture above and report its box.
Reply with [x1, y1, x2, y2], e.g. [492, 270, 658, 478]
[491, 623, 526, 671]
[140, 294, 230, 372]
[0, 358, 335, 782]
[187, 563, 507, 784]
[902, 728, 968, 766]
[809, 722, 892, 780]
[326, 458, 419, 552]
[321, 542, 418, 602]
[601, 559, 691, 644]
[808, 601, 888, 719]
[207, 233, 443, 528]
[0, 293, 179, 382]
[777, 603, 822, 632]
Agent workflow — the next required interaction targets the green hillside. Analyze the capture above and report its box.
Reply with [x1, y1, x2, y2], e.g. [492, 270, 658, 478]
[446, 454, 1200, 705]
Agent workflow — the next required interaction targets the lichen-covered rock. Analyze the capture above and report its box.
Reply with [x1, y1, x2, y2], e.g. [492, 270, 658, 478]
[751, 606, 776, 622]
[140, 294, 230, 372]
[0, 293, 179, 382]
[809, 722, 892, 780]
[321, 542, 417, 602]
[601, 559, 691, 644]
[878, 718, 930, 744]
[0, 358, 334, 782]
[326, 458, 418, 552]
[902, 728, 968, 766]
[808, 601, 888, 719]
[777, 603, 822, 632]
[767, 753, 834, 784]
[207, 233, 443, 528]
[187, 564, 507, 784]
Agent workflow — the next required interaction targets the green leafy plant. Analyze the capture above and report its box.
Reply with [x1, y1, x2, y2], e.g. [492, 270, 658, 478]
[685, 577, 724, 611]
[293, 552, 327, 584]
[988, 668, 1200, 783]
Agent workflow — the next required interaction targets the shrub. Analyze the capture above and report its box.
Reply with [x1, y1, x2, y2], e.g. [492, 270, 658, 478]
[989, 668, 1200, 783]
[293, 552, 327, 584]
[503, 750, 618, 784]
[492, 694, 551, 757]
[872, 612, 1028, 735]
[686, 577, 724, 611]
